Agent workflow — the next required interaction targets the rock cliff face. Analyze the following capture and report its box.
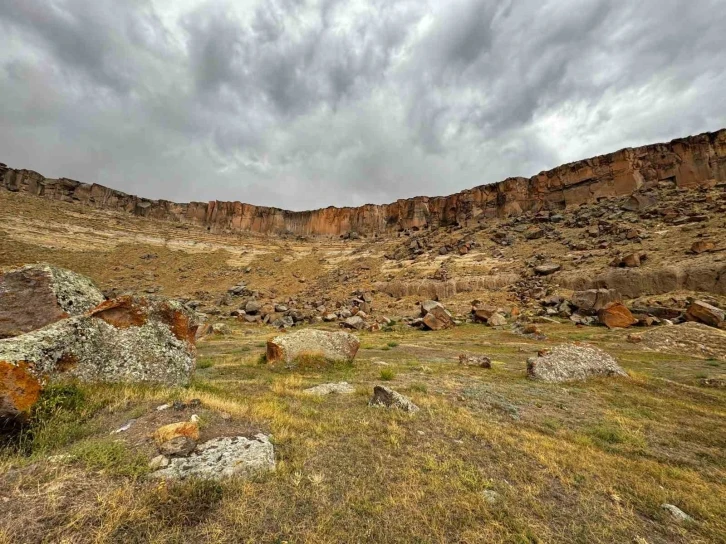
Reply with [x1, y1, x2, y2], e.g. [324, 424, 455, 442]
[2, 129, 725, 236]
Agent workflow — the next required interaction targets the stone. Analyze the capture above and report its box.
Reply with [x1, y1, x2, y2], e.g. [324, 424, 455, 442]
[150, 434, 275, 481]
[323, 313, 337, 322]
[154, 420, 200, 444]
[159, 436, 197, 457]
[149, 455, 170, 470]
[245, 300, 262, 314]
[570, 289, 622, 312]
[369, 385, 419, 413]
[686, 300, 725, 328]
[342, 316, 366, 330]
[266, 329, 360, 364]
[0, 296, 198, 420]
[527, 343, 627, 382]
[0, 264, 105, 338]
[420, 301, 453, 330]
[487, 313, 507, 327]
[303, 382, 355, 395]
[212, 323, 231, 335]
[534, 263, 561, 276]
[691, 240, 715, 254]
[458, 354, 492, 368]
[620, 253, 641, 268]
[661, 504, 694, 523]
[598, 303, 637, 329]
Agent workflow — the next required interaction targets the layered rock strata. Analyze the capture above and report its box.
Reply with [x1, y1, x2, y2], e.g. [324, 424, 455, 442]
[2, 129, 724, 236]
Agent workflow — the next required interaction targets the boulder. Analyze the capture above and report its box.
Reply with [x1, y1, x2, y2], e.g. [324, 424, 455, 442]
[458, 354, 492, 368]
[266, 329, 360, 364]
[150, 434, 275, 480]
[641, 322, 726, 361]
[598, 303, 637, 329]
[342, 316, 366, 330]
[686, 300, 725, 328]
[0, 264, 105, 338]
[303, 382, 355, 395]
[420, 301, 454, 330]
[534, 263, 561, 276]
[369, 385, 419, 413]
[570, 289, 622, 312]
[488, 313, 507, 327]
[527, 344, 627, 382]
[0, 296, 198, 420]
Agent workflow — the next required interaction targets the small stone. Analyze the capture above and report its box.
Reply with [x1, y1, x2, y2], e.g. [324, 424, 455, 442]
[534, 263, 561, 276]
[686, 300, 725, 328]
[691, 240, 715, 254]
[458, 354, 492, 368]
[487, 313, 507, 327]
[149, 455, 170, 470]
[110, 419, 136, 434]
[369, 385, 419, 413]
[598, 303, 637, 329]
[154, 420, 200, 445]
[661, 504, 693, 523]
[482, 490, 500, 504]
[159, 436, 197, 457]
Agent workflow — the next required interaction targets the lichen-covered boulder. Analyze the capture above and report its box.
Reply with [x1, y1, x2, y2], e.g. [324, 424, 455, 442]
[369, 385, 419, 413]
[527, 344, 627, 382]
[0, 263, 104, 338]
[0, 296, 198, 420]
[266, 329, 359, 364]
[150, 434, 275, 480]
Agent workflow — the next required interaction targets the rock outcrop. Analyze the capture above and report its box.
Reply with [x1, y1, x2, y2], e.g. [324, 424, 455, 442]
[0, 296, 198, 420]
[0, 264, 105, 338]
[2, 129, 724, 236]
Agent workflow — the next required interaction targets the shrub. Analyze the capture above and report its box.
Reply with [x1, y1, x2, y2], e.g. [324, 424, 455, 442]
[379, 369, 396, 381]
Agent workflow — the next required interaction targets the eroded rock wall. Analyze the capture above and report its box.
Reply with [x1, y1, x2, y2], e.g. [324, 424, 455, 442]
[2, 129, 725, 236]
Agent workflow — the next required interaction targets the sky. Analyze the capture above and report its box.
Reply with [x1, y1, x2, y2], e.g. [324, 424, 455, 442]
[0, 0, 725, 211]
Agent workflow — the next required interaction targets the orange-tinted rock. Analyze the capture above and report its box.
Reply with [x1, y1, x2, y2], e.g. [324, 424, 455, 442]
[3, 129, 724, 236]
[686, 301, 725, 328]
[598, 303, 637, 329]
[0, 360, 42, 419]
[691, 241, 715, 254]
[154, 421, 200, 445]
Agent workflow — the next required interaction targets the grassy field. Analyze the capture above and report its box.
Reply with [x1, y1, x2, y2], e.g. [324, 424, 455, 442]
[1, 322, 725, 543]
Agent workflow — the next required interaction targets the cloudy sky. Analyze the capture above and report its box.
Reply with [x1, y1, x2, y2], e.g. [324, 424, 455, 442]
[1, 0, 724, 210]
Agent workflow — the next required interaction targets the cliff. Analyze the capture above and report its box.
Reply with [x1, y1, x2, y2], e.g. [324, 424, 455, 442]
[2, 129, 725, 236]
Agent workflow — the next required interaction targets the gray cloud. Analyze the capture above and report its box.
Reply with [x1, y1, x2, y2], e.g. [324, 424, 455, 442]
[0, 0, 725, 210]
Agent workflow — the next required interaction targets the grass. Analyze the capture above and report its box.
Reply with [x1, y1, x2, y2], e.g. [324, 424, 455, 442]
[379, 368, 396, 381]
[1, 322, 725, 543]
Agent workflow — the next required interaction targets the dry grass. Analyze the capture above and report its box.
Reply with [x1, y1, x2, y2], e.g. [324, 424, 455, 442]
[1, 321, 725, 543]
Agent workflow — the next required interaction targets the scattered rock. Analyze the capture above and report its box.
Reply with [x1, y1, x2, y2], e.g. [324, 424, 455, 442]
[420, 300, 454, 331]
[661, 504, 694, 523]
[110, 420, 136, 434]
[482, 490, 500, 504]
[686, 300, 725, 328]
[700, 377, 725, 388]
[0, 264, 105, 338]
[303, 382, 355, 395]
[487, 313, 507, 327]
[527, 344, 627, 382]
[534, 263, 561, 276]
[598, 302, 637, 329]
[458, 354, 492, 368]
[159, 436, 197, 457]
[154, 420, 200, 445]
[150, 434, 275, 480]
[342, 315, 366, 330]
[212, 323, 231, 335]
[266, 329, 360, 364]
[691, 240, 715, 254]
[149, 455, 170, 470]
[369, 385, 419, 413]
[570, 289, 622, 312]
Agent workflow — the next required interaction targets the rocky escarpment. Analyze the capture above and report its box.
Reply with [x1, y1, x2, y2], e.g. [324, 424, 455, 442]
[2, 129, 725, 236]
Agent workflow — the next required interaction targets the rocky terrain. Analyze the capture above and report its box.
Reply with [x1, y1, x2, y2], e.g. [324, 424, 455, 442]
[1, 131, 725, 543]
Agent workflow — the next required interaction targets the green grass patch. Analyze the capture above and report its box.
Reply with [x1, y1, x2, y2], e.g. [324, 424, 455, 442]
[379, 369, 396, 381]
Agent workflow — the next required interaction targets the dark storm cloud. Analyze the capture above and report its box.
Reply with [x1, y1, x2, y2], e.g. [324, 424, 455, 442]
[0, 0, 725, 210]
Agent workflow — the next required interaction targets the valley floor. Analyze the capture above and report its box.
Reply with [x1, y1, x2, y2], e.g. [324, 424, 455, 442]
[2, 321, 725, 543]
